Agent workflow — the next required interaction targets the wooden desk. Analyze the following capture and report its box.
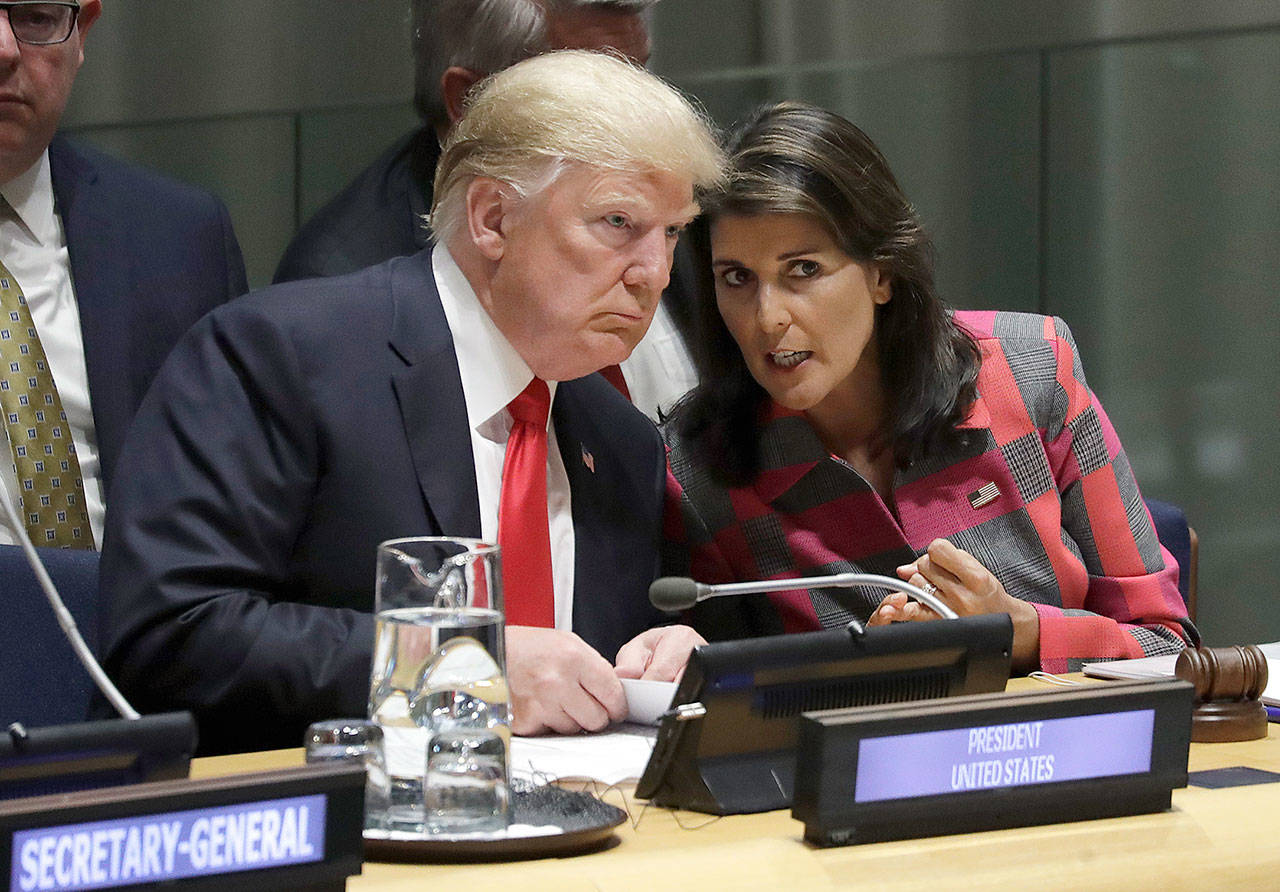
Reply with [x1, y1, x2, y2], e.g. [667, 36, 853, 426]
[192, 681, 1280, 891]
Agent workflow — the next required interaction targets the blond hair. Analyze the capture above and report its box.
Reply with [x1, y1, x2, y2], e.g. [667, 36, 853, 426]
[430, 49, 724, 245]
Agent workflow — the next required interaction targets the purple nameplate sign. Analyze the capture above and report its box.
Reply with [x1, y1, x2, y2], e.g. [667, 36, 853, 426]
[11, 794, 326, 891]
[855, 709, 1156, 803]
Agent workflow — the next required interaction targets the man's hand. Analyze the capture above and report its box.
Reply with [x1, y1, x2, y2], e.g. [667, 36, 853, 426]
[505, 625, 628, 735]
[614, 625, 706, 681]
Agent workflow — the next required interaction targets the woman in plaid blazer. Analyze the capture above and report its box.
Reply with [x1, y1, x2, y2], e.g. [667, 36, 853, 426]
[663, 102, 1196, 674]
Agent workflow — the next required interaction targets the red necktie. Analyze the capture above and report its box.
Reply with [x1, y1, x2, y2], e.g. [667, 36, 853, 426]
[498, 378, 554, 627]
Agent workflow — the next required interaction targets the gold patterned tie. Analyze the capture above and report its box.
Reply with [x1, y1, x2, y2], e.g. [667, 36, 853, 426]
[0, 257, 92, 548]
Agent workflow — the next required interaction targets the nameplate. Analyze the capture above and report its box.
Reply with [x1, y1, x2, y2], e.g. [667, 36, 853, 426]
[0, 763, 365, 891]
[793, 678, 1193, 846]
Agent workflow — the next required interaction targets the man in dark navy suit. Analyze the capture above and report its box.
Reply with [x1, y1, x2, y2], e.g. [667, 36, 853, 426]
[0, 0, 246, 549]
[100, 51, 724, 755]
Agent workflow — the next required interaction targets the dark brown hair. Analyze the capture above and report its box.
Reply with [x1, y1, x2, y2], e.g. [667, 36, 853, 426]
[670, 101, 980, 485]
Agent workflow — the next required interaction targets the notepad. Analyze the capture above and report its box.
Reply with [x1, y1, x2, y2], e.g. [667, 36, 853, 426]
[1081, 642, 1280, 707]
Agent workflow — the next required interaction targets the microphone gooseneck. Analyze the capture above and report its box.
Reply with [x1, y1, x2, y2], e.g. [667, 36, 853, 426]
[648, 573, 960, 620]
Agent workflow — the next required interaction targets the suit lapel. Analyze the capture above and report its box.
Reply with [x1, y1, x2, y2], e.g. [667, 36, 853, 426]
[554, 379, 610, 642]
[552, 380, 602, 515]
[48, 135, 135, 487]
[388, 251, 482, 538]
[554, 374, 666, 657]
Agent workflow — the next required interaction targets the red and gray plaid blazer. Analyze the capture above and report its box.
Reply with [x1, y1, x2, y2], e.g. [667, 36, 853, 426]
[664, 311, 1195, 673]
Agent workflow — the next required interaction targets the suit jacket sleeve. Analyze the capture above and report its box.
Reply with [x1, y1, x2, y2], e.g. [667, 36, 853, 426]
[99, 302, 374, 753]
[1029, 316, 1195, 671]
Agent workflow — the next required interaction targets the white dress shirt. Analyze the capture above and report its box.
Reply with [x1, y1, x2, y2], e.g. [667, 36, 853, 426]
[433, 247, 575, 630]
[0, 151, 105, 548]
[619, 297, 698, 421]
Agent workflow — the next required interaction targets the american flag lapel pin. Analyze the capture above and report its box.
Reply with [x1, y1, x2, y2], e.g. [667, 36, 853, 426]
[581, 445, 595, 473]
[968, 481, 1000, 509]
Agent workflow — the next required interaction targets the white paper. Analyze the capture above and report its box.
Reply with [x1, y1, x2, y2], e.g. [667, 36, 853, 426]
[620, 677, 677, 725]
[509, 724, 658, 785]
[1082, 641, 1279, 706]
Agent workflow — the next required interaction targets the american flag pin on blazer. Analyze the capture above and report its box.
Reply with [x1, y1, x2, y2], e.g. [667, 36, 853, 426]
[968, 482, 1000, 509]
[581, 445, 595, 473]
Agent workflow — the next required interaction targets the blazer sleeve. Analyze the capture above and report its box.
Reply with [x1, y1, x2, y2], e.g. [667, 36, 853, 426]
[661, 459, 733, 585]
[662, 438, 788, 641]
[1031, 317, 1197, 672]
[98, 304, 373, 754]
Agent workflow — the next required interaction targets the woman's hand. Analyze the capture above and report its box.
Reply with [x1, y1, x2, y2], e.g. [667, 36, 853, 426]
[867, 538, 1041, 671]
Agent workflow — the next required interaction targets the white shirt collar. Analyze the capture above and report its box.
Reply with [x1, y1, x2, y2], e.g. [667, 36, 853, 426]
[0, 151, 56, 245]
[431, 246, 557, 440]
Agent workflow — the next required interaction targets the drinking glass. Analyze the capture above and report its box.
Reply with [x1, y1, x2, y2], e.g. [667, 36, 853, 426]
[368, 537, 510, 835]
[303, 719, 392, 831]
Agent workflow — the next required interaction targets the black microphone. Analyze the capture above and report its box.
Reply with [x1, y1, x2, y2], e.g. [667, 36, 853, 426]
[649, 573, 959, 619]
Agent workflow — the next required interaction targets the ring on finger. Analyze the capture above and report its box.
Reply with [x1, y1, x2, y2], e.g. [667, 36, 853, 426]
[918, 581, 940, 597]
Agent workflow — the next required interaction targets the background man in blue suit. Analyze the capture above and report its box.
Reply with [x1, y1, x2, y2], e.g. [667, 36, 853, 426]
[0, 0, 247, 549]
[101, 51, 724, 754]
[275, 0, 700, 421]
[275, 0, 654, 283]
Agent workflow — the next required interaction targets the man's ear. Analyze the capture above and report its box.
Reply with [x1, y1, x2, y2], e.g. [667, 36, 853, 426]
[441, 66, 484, 125]
[78, 0, 103, 34]
[466, 177, 511, 262]
[73, 0, 102, 60]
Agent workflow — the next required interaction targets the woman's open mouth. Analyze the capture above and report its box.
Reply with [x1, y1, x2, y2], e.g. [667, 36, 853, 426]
[769, 349, 812, 369]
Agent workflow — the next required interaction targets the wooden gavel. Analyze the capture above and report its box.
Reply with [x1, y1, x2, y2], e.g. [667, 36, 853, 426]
[1174, 645, 1270, 742]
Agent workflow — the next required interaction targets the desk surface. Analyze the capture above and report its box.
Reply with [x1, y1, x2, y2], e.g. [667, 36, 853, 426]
[193, 679, 1280, 891]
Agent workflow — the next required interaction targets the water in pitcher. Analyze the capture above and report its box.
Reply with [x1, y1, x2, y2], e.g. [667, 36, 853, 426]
[369, 606, 510, 834]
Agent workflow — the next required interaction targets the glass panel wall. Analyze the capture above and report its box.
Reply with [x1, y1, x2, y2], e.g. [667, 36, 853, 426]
[1046, 32, 1280, 645]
